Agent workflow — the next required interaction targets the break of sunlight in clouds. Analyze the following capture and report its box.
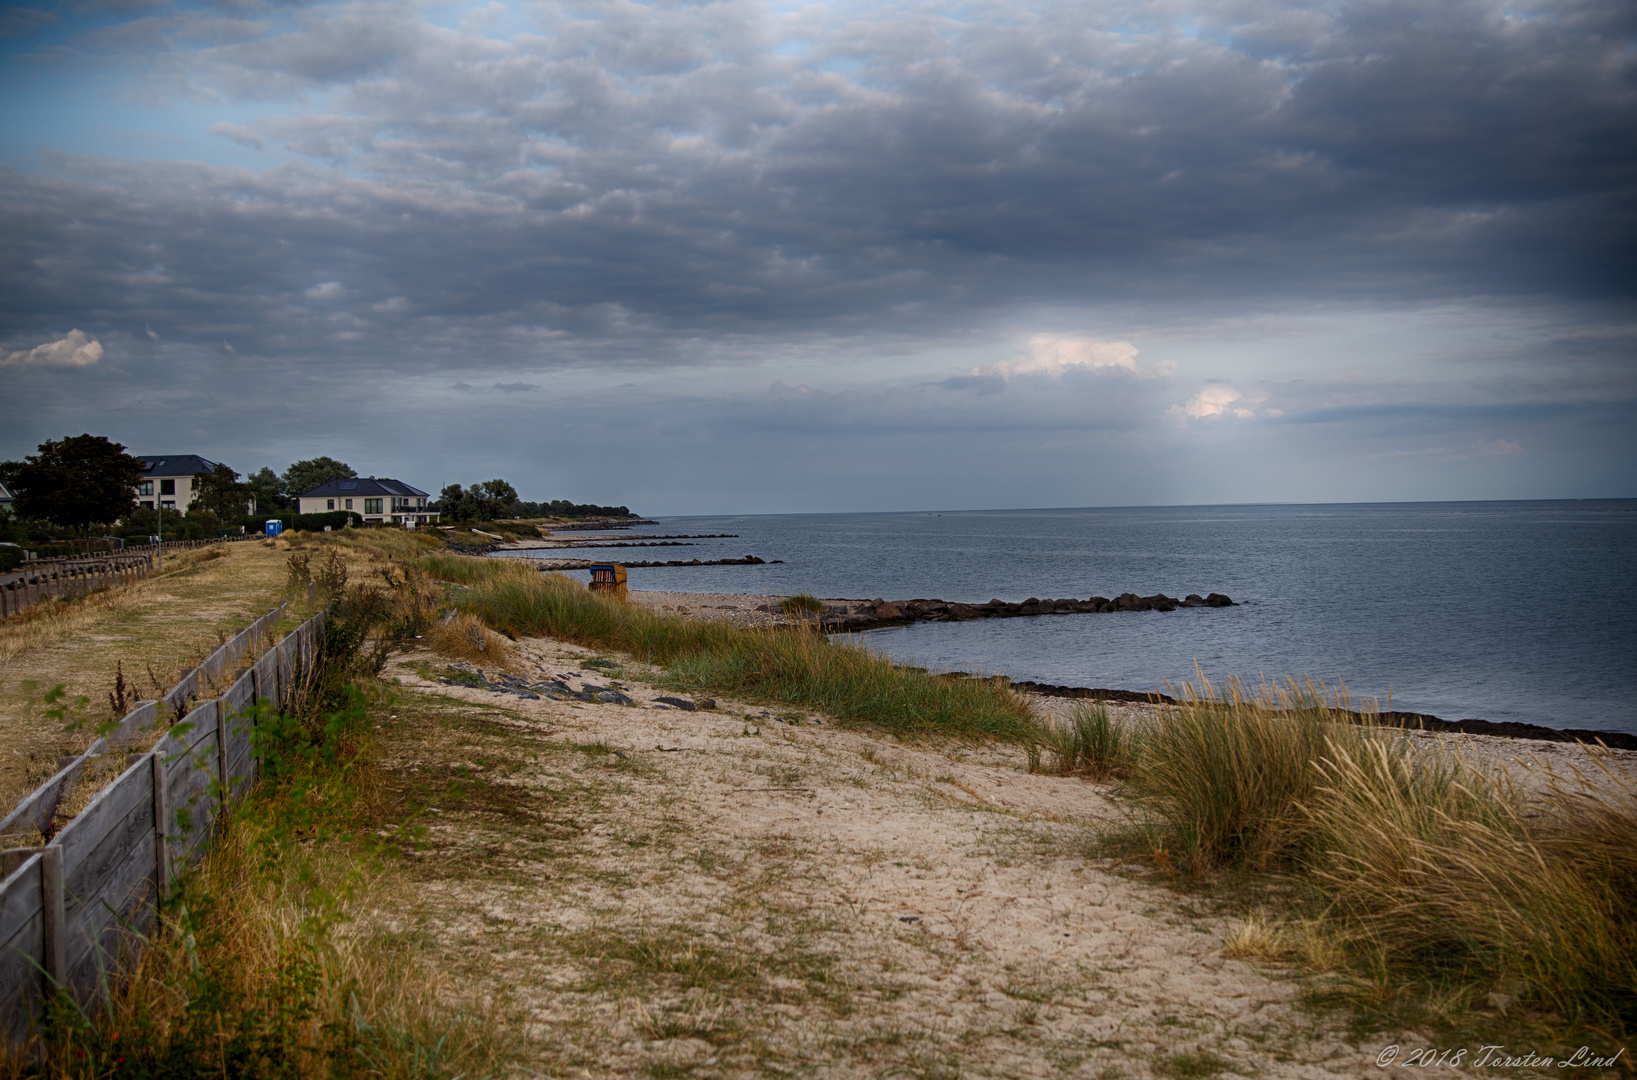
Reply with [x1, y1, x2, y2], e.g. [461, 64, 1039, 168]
[980, 337, 1177, 380]
[0, 330, 102, 369]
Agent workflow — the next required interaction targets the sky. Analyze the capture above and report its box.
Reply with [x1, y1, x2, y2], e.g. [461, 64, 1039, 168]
[0, 0, 1632, 515]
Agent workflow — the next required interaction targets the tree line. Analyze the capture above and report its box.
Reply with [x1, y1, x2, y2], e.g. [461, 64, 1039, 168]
[0, 435, 634, 547]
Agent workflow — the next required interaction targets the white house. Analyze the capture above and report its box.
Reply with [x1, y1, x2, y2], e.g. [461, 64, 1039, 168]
[295, 477, 439, 526]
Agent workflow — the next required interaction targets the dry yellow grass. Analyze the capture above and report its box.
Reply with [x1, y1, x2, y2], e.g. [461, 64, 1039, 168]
[424, 609, 516, 669]
[0, 530, 444, 820]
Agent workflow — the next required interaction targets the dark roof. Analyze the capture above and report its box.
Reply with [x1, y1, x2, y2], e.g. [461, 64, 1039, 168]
[298, 477, 429, 499]
[137, 455, 219, 476]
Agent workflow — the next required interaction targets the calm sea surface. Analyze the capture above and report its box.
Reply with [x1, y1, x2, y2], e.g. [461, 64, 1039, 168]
[492, 501, 1637, 734]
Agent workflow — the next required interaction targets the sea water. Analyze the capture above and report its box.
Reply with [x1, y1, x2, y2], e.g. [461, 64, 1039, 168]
[491, 501, 1637, 734]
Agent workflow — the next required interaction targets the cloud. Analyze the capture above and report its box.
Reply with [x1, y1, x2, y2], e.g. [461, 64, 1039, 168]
[207, 122, 264, 150]
[492, 381, 540, 393]
[0, 8, 57, 39]
[1172, 384, 1243, 420]
[0, 330, 103, 368]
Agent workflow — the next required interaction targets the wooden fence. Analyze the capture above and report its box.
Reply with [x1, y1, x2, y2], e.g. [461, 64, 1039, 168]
[0, 597, 327, 1041]
[0, 540, 234, 620]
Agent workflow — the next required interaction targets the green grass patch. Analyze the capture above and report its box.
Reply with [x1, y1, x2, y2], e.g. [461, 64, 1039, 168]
[422, 555, 1035, 743]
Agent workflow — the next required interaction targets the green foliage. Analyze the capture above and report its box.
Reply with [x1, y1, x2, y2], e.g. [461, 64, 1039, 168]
[777, 593, 827, 615]
[436, 480, 519, 522]
[246, 467, 288, 510]
[516, 499, 632, 519]
[282, 458, 356, 501]
[32, 933, 332, 1079]
[12, 434, 145, 536]
[190, 462, 251, 520]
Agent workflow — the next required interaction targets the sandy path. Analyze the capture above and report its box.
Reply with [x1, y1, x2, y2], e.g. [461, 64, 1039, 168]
[373, 639, 1399, 1079]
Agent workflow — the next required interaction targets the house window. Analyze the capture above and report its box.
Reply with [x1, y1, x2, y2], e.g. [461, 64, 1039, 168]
[161, 500, 175, 509]
[364, 498, 383, 515]
[345, 499, 353, 510]
[140, 500, 153, 510]
[139, 481, 153, 496]
[327, 499, 335, 510]
[160, 479, 176, 495]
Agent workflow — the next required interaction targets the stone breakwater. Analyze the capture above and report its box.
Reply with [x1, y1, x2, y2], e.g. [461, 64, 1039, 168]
[796, 591, 1235, 631]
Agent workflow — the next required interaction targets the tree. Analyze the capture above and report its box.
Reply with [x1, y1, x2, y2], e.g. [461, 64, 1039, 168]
[12, 435, 145, 536]
[436, 479, 520, 522]
[0, 460, 22, 495]
[281, 457, 355, 499]
[246, 466, 288, 510]
[192, 462, 249, 519]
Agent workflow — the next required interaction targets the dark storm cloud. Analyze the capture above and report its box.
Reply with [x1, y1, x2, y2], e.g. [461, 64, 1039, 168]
[1, 0, 1632, 381]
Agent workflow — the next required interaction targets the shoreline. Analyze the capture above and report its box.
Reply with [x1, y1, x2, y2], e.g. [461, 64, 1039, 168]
[626, 588, 1637, 752]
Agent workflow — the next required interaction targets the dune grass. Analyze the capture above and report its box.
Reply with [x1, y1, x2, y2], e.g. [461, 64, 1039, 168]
[1100, 674, 1637, 1042]
[1031, 701, 1140, 780]
[776, 593, 827, 615]
[420, 553, 1037, 743]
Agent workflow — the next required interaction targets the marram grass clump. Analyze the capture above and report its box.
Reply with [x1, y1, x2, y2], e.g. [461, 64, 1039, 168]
[1104, 673, 1637, 1041]
[420, 554, 1036, 743]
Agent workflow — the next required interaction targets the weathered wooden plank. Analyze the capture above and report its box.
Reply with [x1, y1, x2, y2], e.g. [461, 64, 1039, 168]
[163, 753, 217, 852]
[63, 832, 156, 995]
[56, 766, 152, 908]
[0, 853, 42, 950]
[0, 908, 44, 1042]
[177, 700, 219, 752]
[198, 643, 228, 686]
[108, 700, 159, 748]
[224, 671, 255, 715]
[0, 751, 89, 839]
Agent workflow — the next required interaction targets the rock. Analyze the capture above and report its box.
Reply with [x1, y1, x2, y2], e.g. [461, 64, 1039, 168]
[873, 601, 903, 618]
[697, 698, 717, 709]
[951, 603, 979, 619]
[1206, 592, 1234, 607]
[654, 696, 697, 710]
[1182, 594, 1205, 607]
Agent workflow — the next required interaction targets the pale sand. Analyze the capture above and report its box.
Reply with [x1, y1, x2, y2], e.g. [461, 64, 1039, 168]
[375, 639, 1436, 1078]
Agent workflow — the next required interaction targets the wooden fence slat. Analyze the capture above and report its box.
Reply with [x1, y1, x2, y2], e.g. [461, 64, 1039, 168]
[62, 835, 157, 994]
[177, 700, 220, 752]
[0, 854, 43, 949]
[0, 907, 43, 1042]
[55, 765, 151, 903]
[108, 700, 159, 749]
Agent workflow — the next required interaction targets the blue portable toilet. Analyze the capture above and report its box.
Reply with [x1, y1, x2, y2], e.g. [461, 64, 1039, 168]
[264, 520, 284, 537]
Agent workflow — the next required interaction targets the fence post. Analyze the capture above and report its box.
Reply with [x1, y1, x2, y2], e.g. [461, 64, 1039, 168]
[216, 707, 229, 812]
[152, 752, 170, 898]
[41, 846, 66, 990]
